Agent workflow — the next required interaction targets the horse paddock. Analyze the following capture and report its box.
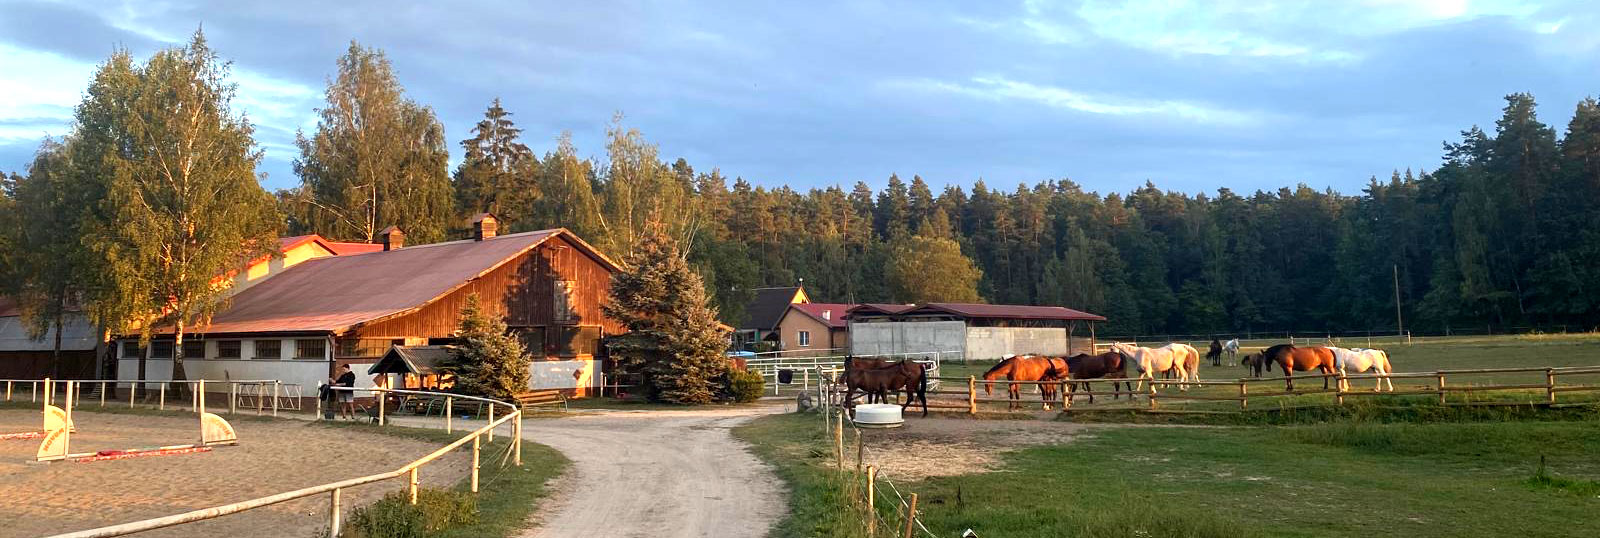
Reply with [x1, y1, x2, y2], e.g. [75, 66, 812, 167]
[855, 417, 1090, 480]
[0, 408, 469, 538]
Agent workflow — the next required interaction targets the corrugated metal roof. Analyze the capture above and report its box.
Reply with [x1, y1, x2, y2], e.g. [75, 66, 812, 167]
[911, 303, 1106, 321]
[189, 229, 568, 335]
[369, 345, 453, 375]
[787, 303, 853, 329]
[324, 241, 384, 255]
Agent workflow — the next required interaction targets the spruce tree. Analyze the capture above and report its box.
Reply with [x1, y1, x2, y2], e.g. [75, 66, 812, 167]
[444, 294, 530, 401]
[604, 220, 730, 404]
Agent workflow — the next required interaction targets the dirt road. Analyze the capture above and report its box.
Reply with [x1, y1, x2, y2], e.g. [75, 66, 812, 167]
[517, 404, 787, 538]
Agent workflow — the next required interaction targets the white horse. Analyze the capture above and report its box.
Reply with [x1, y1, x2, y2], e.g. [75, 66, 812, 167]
[1223, 339, 1240, 363]
[1329, 347, 1394, 392]
[1110, 342, 1200, 392]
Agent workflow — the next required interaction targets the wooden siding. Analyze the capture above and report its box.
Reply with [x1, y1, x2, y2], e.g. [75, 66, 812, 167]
[347, 235, 621, 355]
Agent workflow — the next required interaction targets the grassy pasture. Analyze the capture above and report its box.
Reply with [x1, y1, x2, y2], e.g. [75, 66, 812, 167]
[738, 410, 1600, 537]
[929, 334, 1600, 413]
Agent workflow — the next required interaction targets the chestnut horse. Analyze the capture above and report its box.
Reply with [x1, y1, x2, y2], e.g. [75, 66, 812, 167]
[982, 355, 1068, 410]
[1061, 351, 1130, 404]
[1258, 344, 1337, 391]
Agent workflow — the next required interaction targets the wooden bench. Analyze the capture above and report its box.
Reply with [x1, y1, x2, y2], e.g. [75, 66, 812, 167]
[513, 390, 568, 412]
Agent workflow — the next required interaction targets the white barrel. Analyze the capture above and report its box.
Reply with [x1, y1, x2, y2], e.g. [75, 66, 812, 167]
[852, 403, 904, 428]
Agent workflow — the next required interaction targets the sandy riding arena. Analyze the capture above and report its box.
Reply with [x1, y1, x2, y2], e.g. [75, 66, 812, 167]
[0, 409, 469, 538]
[858, 418, 1091, 480]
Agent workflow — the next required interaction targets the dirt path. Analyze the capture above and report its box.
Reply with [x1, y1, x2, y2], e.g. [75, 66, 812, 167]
[516, 404, 787, 538]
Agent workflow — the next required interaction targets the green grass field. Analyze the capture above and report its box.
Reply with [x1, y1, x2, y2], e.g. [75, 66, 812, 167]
[739, 410, 1600, 537]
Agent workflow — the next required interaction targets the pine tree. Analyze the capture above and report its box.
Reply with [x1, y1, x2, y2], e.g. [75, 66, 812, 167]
[455, 98, 535, 227]
[603, 220, 730, 404]
[294, 41, 453, 243]
[444, 294, 530, 400]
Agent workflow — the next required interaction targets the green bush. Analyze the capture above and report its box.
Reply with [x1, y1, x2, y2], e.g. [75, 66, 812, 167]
[726, 368, 766, 403]
[338, 488, 478, 538]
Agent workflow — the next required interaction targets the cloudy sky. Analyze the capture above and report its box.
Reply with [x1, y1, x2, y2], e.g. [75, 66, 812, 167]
[1, 0, 1596, 195]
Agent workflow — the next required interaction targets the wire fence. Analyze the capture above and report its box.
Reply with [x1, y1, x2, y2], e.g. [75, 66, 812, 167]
[816, 379, 945, 538]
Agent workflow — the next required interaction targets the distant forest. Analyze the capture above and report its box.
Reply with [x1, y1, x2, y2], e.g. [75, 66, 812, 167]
[282, 90, 1600, 337]
[11, 40, 1597, 338]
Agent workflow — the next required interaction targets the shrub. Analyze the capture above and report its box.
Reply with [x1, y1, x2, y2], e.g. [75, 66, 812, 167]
[726, 367, 766, 403]
[337, 488, 478, 538]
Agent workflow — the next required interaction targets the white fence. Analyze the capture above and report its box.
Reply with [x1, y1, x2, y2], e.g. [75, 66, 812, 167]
[743, 351, 954, 395]
[2, 378, 304, 414]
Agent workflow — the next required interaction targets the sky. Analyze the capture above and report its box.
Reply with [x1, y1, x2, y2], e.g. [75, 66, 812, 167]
[1, 0, 1597, 196]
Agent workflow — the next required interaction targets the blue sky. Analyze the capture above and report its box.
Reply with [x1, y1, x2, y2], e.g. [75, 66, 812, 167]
[1, 0, 1596, 195]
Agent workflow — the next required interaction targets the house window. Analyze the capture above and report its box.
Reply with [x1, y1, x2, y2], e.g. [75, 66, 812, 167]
[121, 341, 144, 359]
[218, 340, 241, 359]
[552, 326, 601, 356]
[295, 339, 327, 360]
[553, 280, 577, 324]
[254, 339, 282, 360]
[150, 340, 174, 359]
[798, 330, 811, 347]
[181, 340, 205, 359]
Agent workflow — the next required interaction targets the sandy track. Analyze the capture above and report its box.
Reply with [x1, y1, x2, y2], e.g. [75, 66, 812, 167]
[517, 404, 787, 538]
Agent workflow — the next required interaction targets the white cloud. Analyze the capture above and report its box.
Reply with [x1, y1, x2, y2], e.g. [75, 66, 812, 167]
[891, 76, 1262, 126]
[0, 44, 94, 143]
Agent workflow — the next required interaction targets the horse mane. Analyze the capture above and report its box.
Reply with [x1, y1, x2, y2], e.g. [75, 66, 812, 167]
[982, 357, 1014, 379]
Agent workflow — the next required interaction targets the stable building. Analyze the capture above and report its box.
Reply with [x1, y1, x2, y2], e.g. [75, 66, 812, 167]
[846, 303, 1104, 361]
[117, 216, 622, 398]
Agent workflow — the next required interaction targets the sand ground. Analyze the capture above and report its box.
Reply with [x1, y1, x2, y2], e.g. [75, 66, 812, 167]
[0, 408, 468, 538]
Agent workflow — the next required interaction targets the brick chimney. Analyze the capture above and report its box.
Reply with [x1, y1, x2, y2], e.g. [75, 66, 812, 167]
[380, 226, 405, 251]
[471, 213, 498, 241]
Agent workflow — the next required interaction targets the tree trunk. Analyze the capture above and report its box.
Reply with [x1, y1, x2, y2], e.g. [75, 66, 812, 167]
[172, 318, 189, 400]
[51, 309, 63, 379]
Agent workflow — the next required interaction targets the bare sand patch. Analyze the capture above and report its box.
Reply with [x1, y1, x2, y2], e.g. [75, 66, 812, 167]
[855, 417, 1089, 481]
[0, 408, 468, 538]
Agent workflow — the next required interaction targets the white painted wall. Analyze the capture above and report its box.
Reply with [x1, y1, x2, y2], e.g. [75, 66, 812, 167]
[964, 327, 1067, 360]
[847, 321, 966, 359]
[115, 336, 346, 392]
[529, 359, 597, 390]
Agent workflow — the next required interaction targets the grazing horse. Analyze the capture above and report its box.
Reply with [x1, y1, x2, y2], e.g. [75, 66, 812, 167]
[841, 357, 929, 416]
[982, 355, 1067, 410]
[1223, 338, 1240, 363]
[1330, 347, 1395, 392]
[1241, 352, 1267, 377]
[1109, 342, 1201, 392]
[1062, 352, 1130, 403]
[1258, 344, 1337, 391]
[1206, 339, 1224, 367]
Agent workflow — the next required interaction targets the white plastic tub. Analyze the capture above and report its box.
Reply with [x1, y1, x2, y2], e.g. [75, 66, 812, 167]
[852, 403, 904, 428]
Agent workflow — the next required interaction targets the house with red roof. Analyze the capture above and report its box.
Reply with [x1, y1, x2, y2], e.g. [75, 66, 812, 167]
[772, 302, 852, 354]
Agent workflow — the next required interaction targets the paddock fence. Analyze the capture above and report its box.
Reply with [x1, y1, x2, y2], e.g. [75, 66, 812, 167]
[815, 364, 1600, 415]
[745, 351, 954, 396]
[1, 378, 303, 415]
[811, 389, 942, 538]
[23, 385, 523, 538]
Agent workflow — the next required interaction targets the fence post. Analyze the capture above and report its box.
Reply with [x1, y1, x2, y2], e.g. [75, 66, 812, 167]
[272, 381, 280, 417]
[866, 465, 877, 536]
[1437, 372, 1447, 405]
[100, 381, 106, 407]
[316, 393, 323, 421]
[408, 467, 419, 505]
[834, 413, 844, 473]
[159, 383, 166, 411]
[902, 492, 919, 538]
[854, 429, 863, 474]
[470, 435, 481, 493]
[486, 405, 493, 442]
[129, 383, 134, 408]
[445, 396, 453, 433]
[229, 382, 237, 415]
[5, 380, 9, 401]
[967, 376, 977, 414]
[378, 391, 386, 426]
[328, 487, 342, 537]
[514, 412, 523, 467]
[32, 380, 38, 403]
[1546, 368, 1557, 405]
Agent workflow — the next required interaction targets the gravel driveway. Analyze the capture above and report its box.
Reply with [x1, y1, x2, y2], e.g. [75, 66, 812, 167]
[516, 403, 787, 538]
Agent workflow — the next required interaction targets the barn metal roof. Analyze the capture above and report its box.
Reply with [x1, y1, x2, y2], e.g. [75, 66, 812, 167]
[904, 303, 1105, 321]
[184, 228, 609, 336]
[369, 345, 453, 375]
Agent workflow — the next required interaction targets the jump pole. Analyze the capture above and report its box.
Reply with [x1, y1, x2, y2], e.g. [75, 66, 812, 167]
[36, 378, 237, 463]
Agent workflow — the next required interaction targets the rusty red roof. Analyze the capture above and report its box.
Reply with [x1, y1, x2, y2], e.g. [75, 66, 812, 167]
[845, 303, 915, 317]
[185, 229, 606, 335]
[324, 241, 384, 255]
[904, 303, 1105, 321]
[787, 303, 853, 329]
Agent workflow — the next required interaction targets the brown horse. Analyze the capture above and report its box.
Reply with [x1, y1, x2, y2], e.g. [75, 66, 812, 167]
[1241, 352, 1266, 377]
[1061, 352, 1129, 404]
[841, 357, 928, 416]
[1206, 339, 1224, 366]
[982, 355, 1067, 410]
[1258, 344, 1337, 391]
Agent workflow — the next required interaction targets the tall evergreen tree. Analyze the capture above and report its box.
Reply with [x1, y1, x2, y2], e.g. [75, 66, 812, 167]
[444, 293, 530, 400]
[455, 98, 535, 226]
[603, 220, 730, 404]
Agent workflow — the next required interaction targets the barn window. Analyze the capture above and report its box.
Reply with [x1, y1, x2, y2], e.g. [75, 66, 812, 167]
[295, 339, 327, 360]
[516, 328, 545, 357]
[150, 340, 173, 359]
[798, 330, 811, 347]
[218, 340, 241, 359]
[182, 340, 205, 359]
[337, 338, 396, 358]
[552, 326, 601, 356]
[254, 339, 282, 360]
[121, 341, 144, 359]
[553, 280, 577, 324]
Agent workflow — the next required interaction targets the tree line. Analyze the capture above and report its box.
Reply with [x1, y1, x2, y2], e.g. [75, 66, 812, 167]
[6, 34, 1600, 365]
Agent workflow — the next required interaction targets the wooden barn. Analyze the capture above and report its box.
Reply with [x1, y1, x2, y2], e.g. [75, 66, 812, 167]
[117, 215, 622, 398]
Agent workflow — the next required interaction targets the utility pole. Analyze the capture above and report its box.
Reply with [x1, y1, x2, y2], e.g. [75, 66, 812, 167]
[1393, 264, 1404, 335]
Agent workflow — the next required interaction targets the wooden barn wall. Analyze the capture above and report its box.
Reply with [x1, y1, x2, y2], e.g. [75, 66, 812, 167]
[348, 235, 621, 343]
